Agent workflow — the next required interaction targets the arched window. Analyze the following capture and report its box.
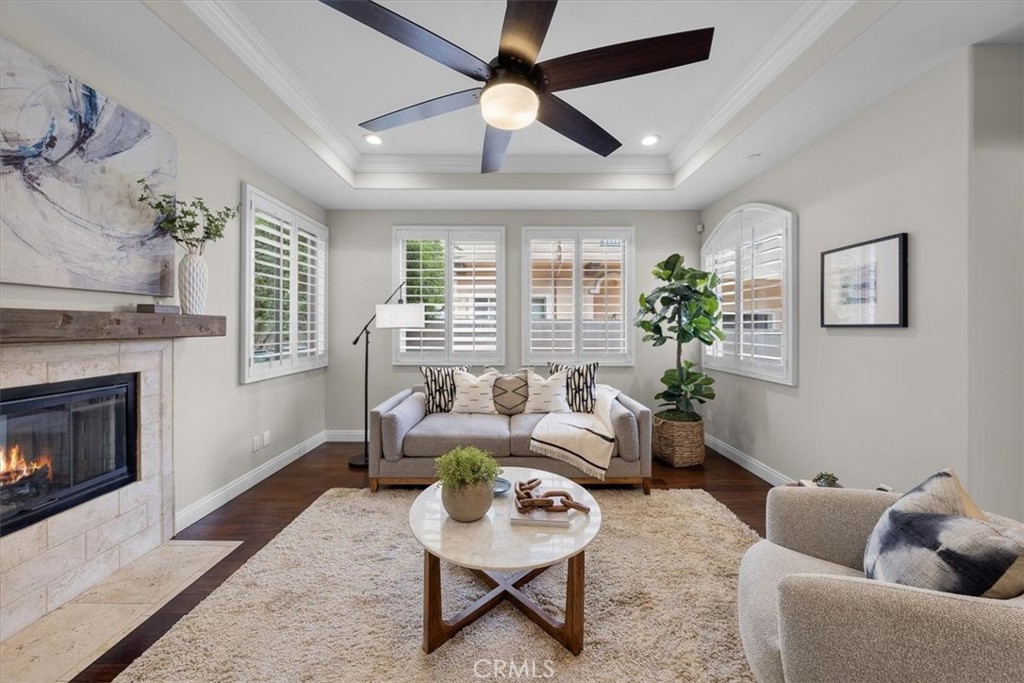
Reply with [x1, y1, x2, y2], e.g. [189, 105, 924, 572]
[701, 203, 797, 386]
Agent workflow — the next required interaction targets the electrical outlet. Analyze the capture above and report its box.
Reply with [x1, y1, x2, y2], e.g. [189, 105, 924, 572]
[251, 436, 260, 453]
[262, 431, 271, 448]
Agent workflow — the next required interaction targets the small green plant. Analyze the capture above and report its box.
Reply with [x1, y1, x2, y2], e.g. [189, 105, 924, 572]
[435, 446, 501, 489]
[137, 179, 238, 255]
[634, 253, 724, 422]
[812, 472, 840, 488]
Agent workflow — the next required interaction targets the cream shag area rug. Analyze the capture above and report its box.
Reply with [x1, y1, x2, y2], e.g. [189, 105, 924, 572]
[114, 489, 759, 683]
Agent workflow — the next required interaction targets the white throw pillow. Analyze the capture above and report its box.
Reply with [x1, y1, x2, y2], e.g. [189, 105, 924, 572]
[524, 370, 571, 414]
[450, 369, 500, 415]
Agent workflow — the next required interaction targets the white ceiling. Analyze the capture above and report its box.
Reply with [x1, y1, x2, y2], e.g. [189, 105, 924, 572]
[6, 0, 1023, 211]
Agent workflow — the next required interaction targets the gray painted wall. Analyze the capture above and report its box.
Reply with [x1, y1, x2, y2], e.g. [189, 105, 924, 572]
[700, 49, 1023, 519]
[325, 210, 701, 433]
[967, 45, 1024, 521]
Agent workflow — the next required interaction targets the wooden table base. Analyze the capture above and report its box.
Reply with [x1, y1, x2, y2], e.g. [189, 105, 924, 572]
[422, 550, 586, 655]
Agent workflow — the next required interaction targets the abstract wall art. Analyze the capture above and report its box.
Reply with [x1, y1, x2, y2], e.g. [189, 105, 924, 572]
[821, 232, 908, 327]
[0, 38, 177, 296]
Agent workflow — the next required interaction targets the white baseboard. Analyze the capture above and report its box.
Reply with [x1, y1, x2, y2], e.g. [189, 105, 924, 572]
[705, 434, 794, 486]
[324, 429, 363, 442]
[174, 431, 327, 533]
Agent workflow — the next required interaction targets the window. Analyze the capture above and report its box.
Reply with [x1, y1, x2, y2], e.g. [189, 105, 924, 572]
[394, 227, 504, 365]
[242, 184, 328, 383]
[523, 228, 634, 365]
[701, 203, 796, 385]
[530, 295, 553, 321]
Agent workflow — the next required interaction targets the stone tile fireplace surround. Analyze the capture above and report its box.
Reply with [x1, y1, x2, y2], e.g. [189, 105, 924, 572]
[0, 340, 173, 641]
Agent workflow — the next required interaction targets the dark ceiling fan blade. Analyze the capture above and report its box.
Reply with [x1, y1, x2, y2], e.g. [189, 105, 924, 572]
[360, 88, 482, 132]
[319, 0, 492, 81]
[482, 126, 513, 173]
[537, 93, 621, 157]
[536, 27, 714, 92]
[499, 0, 557, 70]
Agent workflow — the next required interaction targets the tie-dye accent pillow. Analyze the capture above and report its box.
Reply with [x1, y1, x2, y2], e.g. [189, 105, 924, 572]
[864, 469, 1024, 598]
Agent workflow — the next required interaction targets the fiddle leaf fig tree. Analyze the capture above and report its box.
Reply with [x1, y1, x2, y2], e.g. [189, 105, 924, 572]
[634, 253, 725, 422]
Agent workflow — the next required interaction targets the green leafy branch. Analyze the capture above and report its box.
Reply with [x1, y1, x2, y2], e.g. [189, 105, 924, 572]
[137, 179, 238, 255]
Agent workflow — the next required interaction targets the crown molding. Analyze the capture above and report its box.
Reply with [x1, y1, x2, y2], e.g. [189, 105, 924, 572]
[356, 154, 672, 175]
[183, 0, 361, 171]
[668, 0, 858, 170]
[180, 0, 860, 185]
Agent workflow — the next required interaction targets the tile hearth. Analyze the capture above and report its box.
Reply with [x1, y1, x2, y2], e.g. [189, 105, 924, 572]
[0, 540, 240, 683]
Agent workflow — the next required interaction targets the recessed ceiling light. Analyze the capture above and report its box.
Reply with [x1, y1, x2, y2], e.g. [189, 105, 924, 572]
[640, 134, 661, 146]
[364, 133, 383, 145]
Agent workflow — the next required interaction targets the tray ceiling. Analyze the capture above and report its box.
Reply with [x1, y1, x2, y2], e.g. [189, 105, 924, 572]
[4, 0, 1022, 209]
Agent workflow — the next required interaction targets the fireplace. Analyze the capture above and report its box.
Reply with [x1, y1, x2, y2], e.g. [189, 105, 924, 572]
[0, 373, 138, 536]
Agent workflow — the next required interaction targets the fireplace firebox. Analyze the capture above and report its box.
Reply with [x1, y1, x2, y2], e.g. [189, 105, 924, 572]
[0, 373, 138, 536]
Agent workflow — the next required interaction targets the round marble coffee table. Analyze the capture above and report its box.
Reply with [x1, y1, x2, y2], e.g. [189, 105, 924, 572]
[409, 466, 602, 655]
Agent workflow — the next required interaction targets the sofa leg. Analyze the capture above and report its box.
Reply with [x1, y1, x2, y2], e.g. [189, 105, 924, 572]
[641, 478, 651, 495]
[369, 478, 379, 492]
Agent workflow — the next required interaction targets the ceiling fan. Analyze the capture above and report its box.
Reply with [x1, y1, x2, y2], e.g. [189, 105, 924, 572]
[320, 0, 714, 173]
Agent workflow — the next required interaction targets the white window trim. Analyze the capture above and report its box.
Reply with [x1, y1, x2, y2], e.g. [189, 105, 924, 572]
[240, 183, 329, 384]
[392, 226, 506, 366]
[701, 202, 797, 386]
[521, 226, 636, 367]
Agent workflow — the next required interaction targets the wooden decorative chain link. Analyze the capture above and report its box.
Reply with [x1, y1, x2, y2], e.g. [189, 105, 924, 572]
[514, 478, 591, 514]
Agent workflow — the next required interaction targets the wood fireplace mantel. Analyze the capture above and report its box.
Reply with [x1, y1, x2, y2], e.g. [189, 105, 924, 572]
[0, 308, 226, 344]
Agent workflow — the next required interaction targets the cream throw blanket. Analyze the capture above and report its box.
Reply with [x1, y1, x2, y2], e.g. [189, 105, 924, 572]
[529, 385, 619, 480]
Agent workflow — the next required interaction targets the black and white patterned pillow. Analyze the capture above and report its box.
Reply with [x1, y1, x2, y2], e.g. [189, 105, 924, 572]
[487, 367, 530, 416]
[547, 362, 598, 413]
[864, 469, 1024, 598]
[419, 365, 469, 414]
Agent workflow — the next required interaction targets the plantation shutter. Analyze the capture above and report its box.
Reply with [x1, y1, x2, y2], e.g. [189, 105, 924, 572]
[295, 220, 327, 363]
[451, 236, 499, 359]
[527, 235, 576, 360]
[524, 228, 633, 365]
[243, 184, 329, 384]
[740, 208, 786, 378]
[251, 204, 292, 371]
[702, 215, 738, 368]
[580, 234, 628, 361]
[701, 203, 796, 386]
[395, 227, 504, 364]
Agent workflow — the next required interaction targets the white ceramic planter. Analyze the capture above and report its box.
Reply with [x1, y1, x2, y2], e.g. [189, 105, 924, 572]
[178, 253, 208, 315]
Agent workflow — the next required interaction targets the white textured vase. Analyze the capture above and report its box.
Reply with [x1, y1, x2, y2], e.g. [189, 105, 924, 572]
[178, 253, 208, 315]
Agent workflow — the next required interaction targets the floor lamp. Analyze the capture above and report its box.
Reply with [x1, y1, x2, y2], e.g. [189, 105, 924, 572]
[349, 282, 425, 469]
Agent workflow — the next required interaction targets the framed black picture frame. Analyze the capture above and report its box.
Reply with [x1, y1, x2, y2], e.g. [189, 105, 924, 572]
[820, 233, 908, 327]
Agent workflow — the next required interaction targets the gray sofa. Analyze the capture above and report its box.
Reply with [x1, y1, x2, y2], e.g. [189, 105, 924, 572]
[739, 486, 1024, 683]
[368, 387, 652, 493]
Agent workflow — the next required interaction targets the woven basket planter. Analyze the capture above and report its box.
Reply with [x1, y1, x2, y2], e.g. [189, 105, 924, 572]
[652, 415, 705, 467]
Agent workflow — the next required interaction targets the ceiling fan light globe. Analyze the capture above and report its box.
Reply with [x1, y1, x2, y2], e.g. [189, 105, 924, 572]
[480, 82, 539, 131]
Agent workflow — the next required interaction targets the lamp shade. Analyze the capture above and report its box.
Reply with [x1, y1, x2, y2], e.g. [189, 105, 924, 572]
[375, 303, 425, 329]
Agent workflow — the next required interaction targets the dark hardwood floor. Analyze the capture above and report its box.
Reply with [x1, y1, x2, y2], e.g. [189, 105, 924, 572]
[72, 443, 770, 682]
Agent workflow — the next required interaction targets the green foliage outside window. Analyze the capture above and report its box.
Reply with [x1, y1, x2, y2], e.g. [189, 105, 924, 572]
[253, 215, 290, 362]
[404, 240, 446, 342]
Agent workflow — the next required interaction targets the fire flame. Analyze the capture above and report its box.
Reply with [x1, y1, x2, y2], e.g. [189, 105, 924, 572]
[0, 445, 54, 486]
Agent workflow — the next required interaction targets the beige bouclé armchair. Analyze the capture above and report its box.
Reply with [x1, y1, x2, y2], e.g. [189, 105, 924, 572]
[738, 486, 1024, 683]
